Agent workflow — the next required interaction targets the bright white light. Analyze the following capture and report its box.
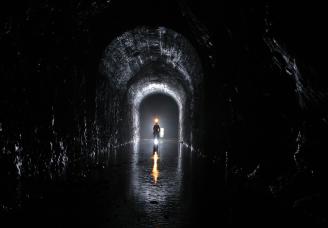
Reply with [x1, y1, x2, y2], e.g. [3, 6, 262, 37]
[154, 138, 159, 145]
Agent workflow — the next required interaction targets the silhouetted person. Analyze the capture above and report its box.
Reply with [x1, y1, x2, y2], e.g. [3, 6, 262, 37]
[153, 119, 160, 138]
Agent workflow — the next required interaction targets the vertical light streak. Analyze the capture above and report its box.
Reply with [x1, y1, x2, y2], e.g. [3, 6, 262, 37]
[152, 151, 159, 184]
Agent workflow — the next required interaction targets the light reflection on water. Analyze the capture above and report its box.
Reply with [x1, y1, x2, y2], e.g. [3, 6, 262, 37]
[130, 141, 184, 202]
[152, 151, 159, 184]
[127, 140, 190, 226]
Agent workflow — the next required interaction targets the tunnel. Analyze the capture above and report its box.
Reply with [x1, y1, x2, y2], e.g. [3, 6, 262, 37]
[1, 1, 328, 227]
[98, 26, 203, 149]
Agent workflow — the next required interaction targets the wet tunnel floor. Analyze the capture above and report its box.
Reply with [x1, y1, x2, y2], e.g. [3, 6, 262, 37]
[104, 140, 194, 227]
[90, 140, 229, 227]
[100, 140, 229, 227]
[4, 140, 309, 227]
[4, 140, 228, 227]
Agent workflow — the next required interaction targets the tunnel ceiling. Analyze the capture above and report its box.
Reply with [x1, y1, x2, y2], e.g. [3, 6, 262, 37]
[100, 27, 203, 94]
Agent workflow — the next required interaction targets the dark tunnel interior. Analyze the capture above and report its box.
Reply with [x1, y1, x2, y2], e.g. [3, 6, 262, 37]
[1, 0, 328, 227]
[139, 94, 179, 140]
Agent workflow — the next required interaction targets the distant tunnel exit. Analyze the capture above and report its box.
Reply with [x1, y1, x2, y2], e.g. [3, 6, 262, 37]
[139, 94, 179, 140]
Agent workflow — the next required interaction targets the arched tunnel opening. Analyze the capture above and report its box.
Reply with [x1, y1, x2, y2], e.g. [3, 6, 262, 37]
[139, 94, 179, 140]
[99, 27, 203, 148]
